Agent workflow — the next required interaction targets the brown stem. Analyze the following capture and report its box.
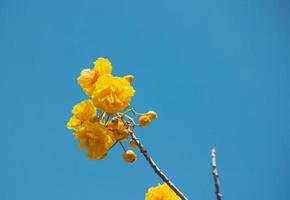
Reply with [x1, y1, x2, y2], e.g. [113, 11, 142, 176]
[130, 131, 188, 200]
[211, 147, 222, 200]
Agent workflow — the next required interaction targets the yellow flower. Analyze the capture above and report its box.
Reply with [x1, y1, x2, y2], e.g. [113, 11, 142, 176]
[74, 121, 114, 160]
[67, 100, 96, 130]
[78, 57, 112, 96]
[77, 69, 97, 93]
[66, 116, 80, 130]
[93, 57, 112, 76]
[122, 150, 137, 163]
[139, 115, 151, 127]
[108, 118, 130, 141]
[92, 75, 135, 114]
[145, 183, 181, 200]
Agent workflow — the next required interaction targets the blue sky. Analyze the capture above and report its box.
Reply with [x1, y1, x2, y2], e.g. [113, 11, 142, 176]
[0, 0, 290, 199]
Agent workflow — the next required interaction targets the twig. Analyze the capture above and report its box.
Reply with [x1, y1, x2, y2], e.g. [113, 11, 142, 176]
[211, 147, 222, 200]
[119, 142, 126, 152]
[130, 130, 188, 200]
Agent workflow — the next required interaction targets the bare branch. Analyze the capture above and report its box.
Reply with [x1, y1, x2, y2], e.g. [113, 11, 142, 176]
[130, 130, 188, 200]
[211, 147, 222, 200]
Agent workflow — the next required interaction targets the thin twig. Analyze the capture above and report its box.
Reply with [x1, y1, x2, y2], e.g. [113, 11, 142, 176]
[119, 142, 126, 152]
[211, 147, 222, 200]
[130, 129, 187, 200]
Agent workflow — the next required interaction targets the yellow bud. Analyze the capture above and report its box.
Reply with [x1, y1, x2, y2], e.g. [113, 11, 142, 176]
[146, 111, 158, 120]
[139, 115, 151, 127]
[129, 139, 138, 149]
[123, 150, 137, 163]
[123, 75, 135, 83]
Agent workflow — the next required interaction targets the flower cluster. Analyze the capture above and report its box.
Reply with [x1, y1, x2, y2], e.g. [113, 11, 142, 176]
[67, 57, 157, 161]
[145, 183, 181, 200]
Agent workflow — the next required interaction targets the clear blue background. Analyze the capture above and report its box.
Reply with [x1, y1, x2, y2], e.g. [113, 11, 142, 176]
[0, 0, 289, 199]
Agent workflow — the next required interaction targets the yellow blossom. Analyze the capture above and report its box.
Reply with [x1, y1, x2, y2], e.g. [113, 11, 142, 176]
[74, 121, 114, 160]
[66, 116, 80, 130]
[77, 69, 97, 88]
[139, 115, 151, 127]
[77, 69, 98, 95]
[77, 58, 112, 96]
[123, 150, 137, 163]
[93, 57, 112, 76]
[145, 183, 181, 200]
[108, 118, 130, 141]
[67, 100, 96, 130]
[92, 75, 135, 114]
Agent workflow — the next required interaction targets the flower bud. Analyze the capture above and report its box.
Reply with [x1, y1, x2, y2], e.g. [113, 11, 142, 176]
[146, 111, 158, 120]
[123, 150, 137, 163]
[139, 115, 151, 127]
[123, 75, 135, 83]
[129, 139, 138, 149]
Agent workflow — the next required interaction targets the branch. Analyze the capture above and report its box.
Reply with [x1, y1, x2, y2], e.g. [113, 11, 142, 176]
[211, 147, 222, 200]
[130, 131, 188, 200]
